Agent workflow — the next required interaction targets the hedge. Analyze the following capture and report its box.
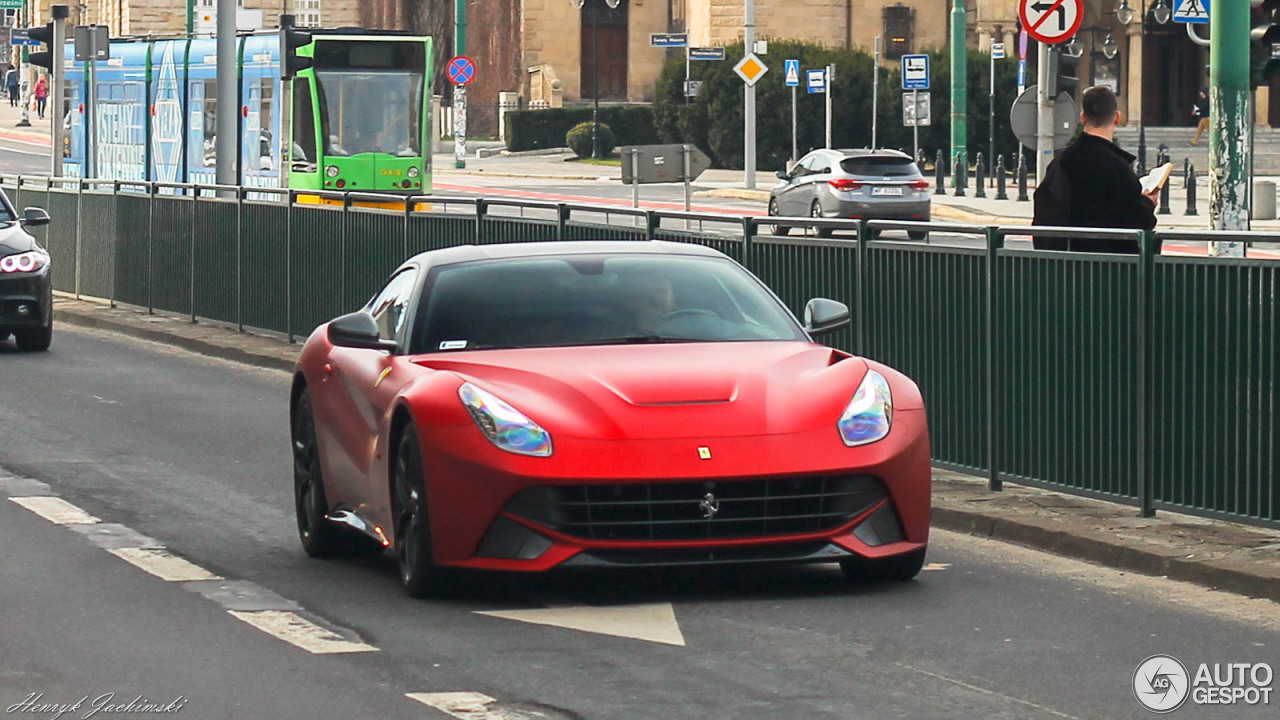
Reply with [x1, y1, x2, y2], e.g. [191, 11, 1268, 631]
[505, 106, 658, 152]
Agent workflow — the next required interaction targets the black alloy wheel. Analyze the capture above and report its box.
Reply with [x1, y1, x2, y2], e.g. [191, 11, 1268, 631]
[768, 198, 790, 236]
[393, 423, 450, 598]
[292, 388, 346, 557]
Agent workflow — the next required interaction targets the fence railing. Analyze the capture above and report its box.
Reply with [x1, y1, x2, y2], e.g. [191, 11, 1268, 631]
[2, 175, 1275, 529]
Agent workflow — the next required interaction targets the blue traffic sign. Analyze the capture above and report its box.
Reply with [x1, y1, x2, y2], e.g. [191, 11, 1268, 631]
[9, 29, 40, 47]
[1172, 0, 1208, 25]
[784, 59, 800, 87]
[1017, 60, 1026, 88]
[901, 54, 929, 90]
[447, 56, 476, 86]
[806, 68, 826, 94]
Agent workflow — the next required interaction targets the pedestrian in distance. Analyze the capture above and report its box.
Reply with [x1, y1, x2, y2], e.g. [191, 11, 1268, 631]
[34, 74, 48, 120]
[4, 68, 19, 108]
[1190, 87, 1209, 147]
[1032, 85, 1159, 254]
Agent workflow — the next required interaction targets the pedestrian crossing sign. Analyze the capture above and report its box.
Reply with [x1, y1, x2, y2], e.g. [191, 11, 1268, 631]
[1173, 0, 1208, 25]
[784, 59, 800, 87]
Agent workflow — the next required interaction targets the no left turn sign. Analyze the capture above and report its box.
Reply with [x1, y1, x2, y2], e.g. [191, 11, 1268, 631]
[1019, 0, 1083, 45]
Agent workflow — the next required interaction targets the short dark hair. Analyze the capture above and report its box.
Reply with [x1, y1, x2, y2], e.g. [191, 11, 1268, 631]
[1081, 86, 1118, 127]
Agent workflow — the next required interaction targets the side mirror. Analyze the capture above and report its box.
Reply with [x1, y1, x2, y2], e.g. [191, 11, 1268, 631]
[328, 311, 398, 351]
[776, 169, 788, 179]
[803, 298, 851, 336]
[20, 207, 50, 227]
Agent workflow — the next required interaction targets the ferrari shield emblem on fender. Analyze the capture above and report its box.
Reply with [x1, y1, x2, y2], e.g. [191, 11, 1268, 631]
[697, 446, 711, 460]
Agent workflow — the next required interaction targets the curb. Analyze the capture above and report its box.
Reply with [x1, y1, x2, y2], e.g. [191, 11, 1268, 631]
[53, 306, 297, 374]
[930, 506, 1280, 603]
[698, 188, 770, 202]
[439, 170, 607, 182]
[0, 128, 51, 146]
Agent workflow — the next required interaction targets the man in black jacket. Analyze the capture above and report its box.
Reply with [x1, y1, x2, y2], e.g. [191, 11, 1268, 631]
[1032, 85, 1159, 253]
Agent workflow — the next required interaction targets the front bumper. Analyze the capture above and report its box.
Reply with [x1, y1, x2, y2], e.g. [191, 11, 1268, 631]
[419, 409, 932, 572]
[0, 267, 53, 331]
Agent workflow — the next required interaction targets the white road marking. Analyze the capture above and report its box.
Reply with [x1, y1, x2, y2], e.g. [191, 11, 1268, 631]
[405, 692, 535, 720]
[227, 610, 378, 654]
[476, 602, 686, 647]
[9, 496, 100, 525]
[0, 144, 47, 156]
[106, 547, 223, 582]
[923, 563, 952, 571]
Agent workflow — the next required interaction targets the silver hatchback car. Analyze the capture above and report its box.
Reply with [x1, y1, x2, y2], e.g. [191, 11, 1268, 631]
[768, 149, 931, 239]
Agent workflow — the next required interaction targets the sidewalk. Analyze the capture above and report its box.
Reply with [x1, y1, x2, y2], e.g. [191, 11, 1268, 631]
[48, 296, 1280, 603]
[0, 97, 52, 145]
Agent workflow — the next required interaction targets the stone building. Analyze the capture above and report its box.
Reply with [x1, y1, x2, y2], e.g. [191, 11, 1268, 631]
[24, 0, 361, 38]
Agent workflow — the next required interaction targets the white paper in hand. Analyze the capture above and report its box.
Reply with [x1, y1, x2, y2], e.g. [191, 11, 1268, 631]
[1141, 162, 1174, 195]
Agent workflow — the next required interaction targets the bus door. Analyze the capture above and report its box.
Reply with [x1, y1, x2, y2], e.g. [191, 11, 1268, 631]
[240, 35, 281, 195]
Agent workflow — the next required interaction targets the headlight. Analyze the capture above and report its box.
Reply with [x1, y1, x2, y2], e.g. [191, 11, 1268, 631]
[458, 382, 553, 457]
[837, 370, 893, 447]
[325, 165, 339, 178]
[407, 166, 420, 178]
[0, 251, 47, 274]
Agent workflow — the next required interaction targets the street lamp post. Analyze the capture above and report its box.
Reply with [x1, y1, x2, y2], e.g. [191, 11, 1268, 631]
[577, 0, 621, 160]
[1117, 0, 1172, 175]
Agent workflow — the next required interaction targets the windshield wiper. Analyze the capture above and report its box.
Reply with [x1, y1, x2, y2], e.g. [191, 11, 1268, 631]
[574, 335, 699, 346]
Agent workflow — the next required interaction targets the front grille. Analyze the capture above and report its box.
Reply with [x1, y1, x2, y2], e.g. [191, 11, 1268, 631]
[505, 475, 886, 542]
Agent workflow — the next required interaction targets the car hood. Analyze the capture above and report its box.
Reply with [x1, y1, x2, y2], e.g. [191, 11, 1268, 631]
[0, 222, 36, 255]
[414, 342, 867, 440]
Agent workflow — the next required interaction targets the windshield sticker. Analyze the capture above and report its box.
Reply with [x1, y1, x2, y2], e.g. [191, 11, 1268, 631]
[439, 340, 468, 350]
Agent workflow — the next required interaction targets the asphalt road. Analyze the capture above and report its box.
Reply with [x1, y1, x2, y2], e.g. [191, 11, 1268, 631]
[0, 137, 53, 177]
[1, 326, 1276, 720]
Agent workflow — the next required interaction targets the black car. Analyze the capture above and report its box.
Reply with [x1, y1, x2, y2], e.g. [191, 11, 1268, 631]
[0, 190, 52, 352]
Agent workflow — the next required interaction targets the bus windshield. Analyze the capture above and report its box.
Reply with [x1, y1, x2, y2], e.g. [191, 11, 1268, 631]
[315, 70, 423, 158]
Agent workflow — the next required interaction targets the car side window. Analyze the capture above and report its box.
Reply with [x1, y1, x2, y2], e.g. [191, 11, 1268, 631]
[809, 157, 830, 174]
[368, 269, 418, 343]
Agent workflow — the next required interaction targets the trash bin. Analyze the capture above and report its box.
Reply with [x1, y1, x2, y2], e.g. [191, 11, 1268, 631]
[1253, 181, 1276, 221]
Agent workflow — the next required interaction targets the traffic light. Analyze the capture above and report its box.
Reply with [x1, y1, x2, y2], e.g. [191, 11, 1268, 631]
[1251, 0, 1280, 86]
[279, 14, 314, 79]
[1046, 47, 1079, 98]
[27, 22, 54, 72]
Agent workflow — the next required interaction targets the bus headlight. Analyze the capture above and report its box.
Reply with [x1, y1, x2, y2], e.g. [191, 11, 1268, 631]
[325, 165, 339, 178]
[407, 166, 420, 179]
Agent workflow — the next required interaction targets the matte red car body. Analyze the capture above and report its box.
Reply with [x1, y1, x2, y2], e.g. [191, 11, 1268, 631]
[297, 331, 932, 572]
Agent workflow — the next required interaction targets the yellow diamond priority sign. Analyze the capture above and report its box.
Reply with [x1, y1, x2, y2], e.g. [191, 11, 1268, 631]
[733, 53, 768, 86]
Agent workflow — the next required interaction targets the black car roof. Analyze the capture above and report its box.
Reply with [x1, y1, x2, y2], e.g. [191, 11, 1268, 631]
[402, 240, 728, 273]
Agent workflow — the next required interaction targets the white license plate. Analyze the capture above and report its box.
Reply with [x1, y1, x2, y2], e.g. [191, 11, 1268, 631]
[871, 186, 904, 197]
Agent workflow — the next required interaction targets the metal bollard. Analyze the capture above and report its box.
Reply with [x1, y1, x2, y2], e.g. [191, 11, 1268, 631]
[1016, 154, 1029, 202]
[1159, 172, 1172, 215]
[996, 154, 1008, 200]
[935, 150, 946, 195]
[954, 152, 966, 197]
[1185, 164, 1197, 216]
[974, 153, 987, 199]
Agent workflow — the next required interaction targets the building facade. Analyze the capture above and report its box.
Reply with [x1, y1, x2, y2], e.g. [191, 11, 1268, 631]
[24, 0, 361, 38]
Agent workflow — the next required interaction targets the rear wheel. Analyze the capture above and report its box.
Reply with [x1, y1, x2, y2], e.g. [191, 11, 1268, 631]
[15, 322, 51, 352]
[292, 388, 347, 558]
[393, 423, 452, 598]
[839, 547, 927, 582]
[768, 198, 790, 236]
[811, 201, 832, 238]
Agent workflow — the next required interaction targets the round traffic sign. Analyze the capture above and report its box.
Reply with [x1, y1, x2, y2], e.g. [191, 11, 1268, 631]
[1019, 0, 1083, 45]
[447, 56, 476, 86]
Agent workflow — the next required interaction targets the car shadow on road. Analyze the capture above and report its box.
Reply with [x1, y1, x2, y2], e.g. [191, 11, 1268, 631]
[338, 553, 928, 609]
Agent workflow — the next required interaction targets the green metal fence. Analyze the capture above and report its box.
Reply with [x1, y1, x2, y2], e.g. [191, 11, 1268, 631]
[7, 179, 1276, 528]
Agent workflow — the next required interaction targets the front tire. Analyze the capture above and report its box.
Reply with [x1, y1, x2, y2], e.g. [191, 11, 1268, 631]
[839, 547, 927, 582]
[393, 423, 451, 598]
[292, 388, 347, 558]
[768, 198, 790, 236]
[15, 322, 52, 352]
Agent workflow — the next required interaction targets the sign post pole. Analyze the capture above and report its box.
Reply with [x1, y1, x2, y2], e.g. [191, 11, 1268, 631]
[825, 65, 833, 149]
[630, 147, 640, 209]
[744, 0, 757, 189]
[50, 7, 68, 178]
[87, 30, 98, 179]
[989, 45, 996, 185]
[872, 37, 879, 149]
[784, 59, 799, 163]
[913, 89, 919, 159]
[447, 56, 476, 170]
[1018, 0, 1084, 187]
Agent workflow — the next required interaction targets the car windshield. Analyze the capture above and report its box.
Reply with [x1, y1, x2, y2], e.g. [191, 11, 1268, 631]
[840, 156, 919, 177]
[411, 254, 807, 353]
